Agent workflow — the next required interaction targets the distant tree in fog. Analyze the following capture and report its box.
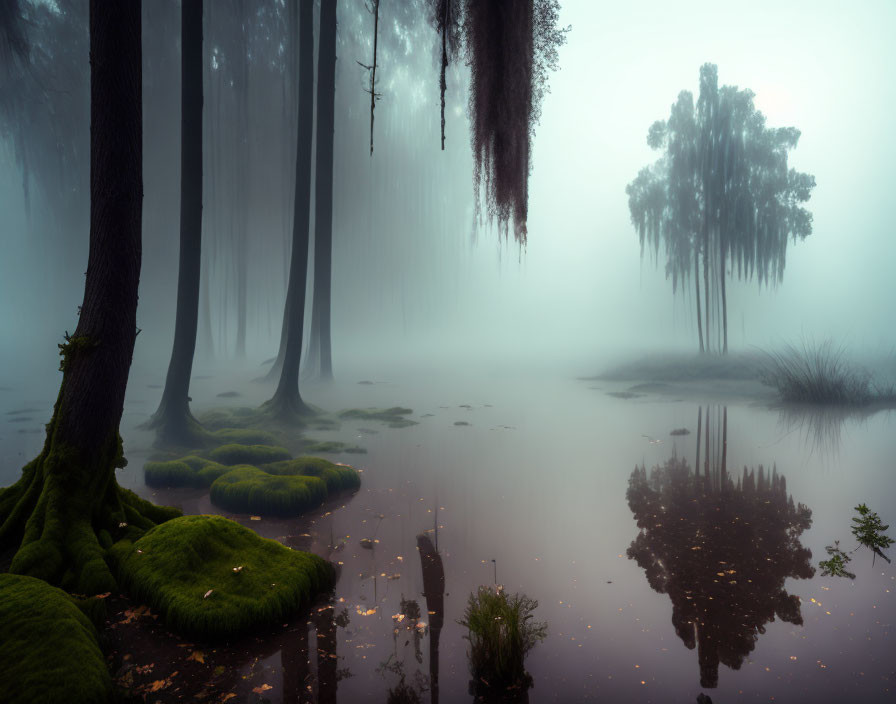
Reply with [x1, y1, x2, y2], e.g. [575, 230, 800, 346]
[263, 0, 314, 419]
[627, 64, 815, 353]
[147, 0, 205, 445]
[305, 0, 338, 382]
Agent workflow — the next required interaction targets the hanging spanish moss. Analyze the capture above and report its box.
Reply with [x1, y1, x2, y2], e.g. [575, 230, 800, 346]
[464, 0, 566, 243]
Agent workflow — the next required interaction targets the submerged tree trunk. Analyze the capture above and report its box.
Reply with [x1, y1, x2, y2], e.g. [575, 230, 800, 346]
[307, 0, 337, 381]
[0, 0, 179, 595]
[263, 0, 313, 418]
[148, 0, 205, 445]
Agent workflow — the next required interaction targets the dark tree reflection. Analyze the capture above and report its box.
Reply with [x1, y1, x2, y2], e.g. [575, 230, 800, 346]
[627, 406, 814, 688]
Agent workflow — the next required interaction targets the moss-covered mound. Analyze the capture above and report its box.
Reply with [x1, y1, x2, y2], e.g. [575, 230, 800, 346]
[113, 515, 333, 640]
[262, 456, 362, 494]
[0, 573, 111, 704]
[302, 439, 367, 454]
[338, 406, 417, 428]
[144, 454, 230, 488]
[143, 445, 360, 517]
[208, 443, 292, 466]
[210, 466, 329, 516]
[211, 428, 279, 445]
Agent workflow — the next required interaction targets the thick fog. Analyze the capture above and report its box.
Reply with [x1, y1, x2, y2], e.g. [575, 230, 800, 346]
[2, 0, 895, 382]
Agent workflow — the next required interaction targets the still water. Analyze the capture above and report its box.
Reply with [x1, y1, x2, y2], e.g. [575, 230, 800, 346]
[2, 367, 893, 702]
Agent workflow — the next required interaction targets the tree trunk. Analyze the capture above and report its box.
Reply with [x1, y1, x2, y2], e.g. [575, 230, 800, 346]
[695, 246, 704, 353]
[703, 210, 711, 354]
[307, 0, 337, 381]
[695, 405, 702, 477]
[0, 0, 179, 595]
[148, 0, 205, 445]
[234, 0, 249, 359]
[263, 0, 314, 418]
[720, 235, 728, 354]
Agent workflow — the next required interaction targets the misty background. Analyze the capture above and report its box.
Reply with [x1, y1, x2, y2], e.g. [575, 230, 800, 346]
[2, 0, 894, 387]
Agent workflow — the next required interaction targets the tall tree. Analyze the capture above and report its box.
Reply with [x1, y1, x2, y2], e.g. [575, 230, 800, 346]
[0, 0, 179, 594]
[627, 64, 815, 353]
[148, 0, 205, 445]
[263, 0, 314, 419]
[306, 0, 338, 381]
[233, 0, 250, 358]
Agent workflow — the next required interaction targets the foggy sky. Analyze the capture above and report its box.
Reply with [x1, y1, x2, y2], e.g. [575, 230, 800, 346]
[2, 0, 894, 383]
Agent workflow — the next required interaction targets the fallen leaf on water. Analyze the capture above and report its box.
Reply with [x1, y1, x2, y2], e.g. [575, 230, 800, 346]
[252, 684, 273, 694]
[119, 605, 151, 624]
[204, 589, 214, 599]
[220, 694, 237, 702]
[148, 678, 171, 692]
[250, 516, 261, 521]
[188, 651, 206, 663]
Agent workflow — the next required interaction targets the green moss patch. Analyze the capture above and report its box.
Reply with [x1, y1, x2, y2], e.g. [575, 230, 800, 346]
[142, 443, 360, 517]
[302, 439, 367, 454]
[0, 573, 111, 704]
[262, 456, 362, 494]
[211, 428, 279, 445]
[210, 466, 329, 516]
[113, 515, 333, 639]
[338, 407, 417, 428]
[144, 455, 230, 489]
[208, 443, 292, 466]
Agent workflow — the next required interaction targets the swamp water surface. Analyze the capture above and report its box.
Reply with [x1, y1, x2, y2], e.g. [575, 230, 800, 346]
[1, 367, 893, 703]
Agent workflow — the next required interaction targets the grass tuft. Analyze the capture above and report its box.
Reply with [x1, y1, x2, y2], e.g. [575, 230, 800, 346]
[760, 340, 894, 405]
[459, 586, 547, 694]
[113, 515, 334, 640]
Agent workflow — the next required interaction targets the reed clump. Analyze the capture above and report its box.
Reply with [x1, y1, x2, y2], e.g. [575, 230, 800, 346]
[760, 340, 895, 405]
[459, 586, 547, 695]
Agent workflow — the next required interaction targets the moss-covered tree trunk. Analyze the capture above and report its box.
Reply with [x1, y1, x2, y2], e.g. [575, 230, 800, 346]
[0, 0, 179, 595]
[264, 0, 314, 419]
[149, 0, 205, 445]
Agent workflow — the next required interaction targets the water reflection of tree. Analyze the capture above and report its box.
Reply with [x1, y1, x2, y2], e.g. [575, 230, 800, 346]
[627, 406, 814, 688]
[280, 601, 351, 703]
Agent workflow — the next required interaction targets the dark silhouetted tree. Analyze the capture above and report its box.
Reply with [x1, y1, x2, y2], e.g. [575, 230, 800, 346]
[306, 0, 338, 381]
[262, 0, 314, 419]
[147, 0, 205, 445]
[0, 0, 180, 594]
[427, 0, 462, 150]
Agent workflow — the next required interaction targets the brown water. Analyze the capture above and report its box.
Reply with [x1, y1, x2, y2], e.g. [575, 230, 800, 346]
[2, 366, 894, 703]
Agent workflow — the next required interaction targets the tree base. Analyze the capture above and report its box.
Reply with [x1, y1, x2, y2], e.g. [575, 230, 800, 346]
[0, 436, 181, 595]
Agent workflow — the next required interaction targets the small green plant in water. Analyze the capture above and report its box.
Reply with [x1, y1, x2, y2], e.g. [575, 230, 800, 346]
[851, 504, 894, 557]
[819, 504, 892, 577]
[818, 541, 855, 579]
[459, 586, 547, 695]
